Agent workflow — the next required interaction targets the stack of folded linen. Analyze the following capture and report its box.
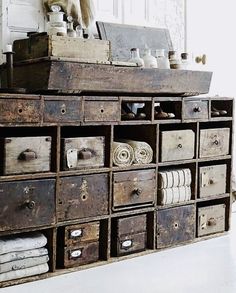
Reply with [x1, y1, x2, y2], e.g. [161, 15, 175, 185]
[0, 232, 49, 282]
[158, 168, 192, 205]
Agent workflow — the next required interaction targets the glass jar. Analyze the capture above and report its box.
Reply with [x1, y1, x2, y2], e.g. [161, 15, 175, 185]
[67, 17, 76, 38]
[181, 52, 190, 69]
[169, 50, 182, 69]
[155, 49, 170, 69]
[128, 48, 144, 67]
[143, 48, 158, 68]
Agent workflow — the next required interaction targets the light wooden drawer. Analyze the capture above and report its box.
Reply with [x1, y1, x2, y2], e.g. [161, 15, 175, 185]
[183, 100, 209, 120]
[199, 128, 230, 158]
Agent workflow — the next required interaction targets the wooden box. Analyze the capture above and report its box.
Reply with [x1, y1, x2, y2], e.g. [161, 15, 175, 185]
[13, 35, 111, 63]
[160, 130, 195, 162]
[197, 204, 226, 237]
[113, 169, 156, 209]
[156, 205, 195, 248]
[199, 164, 227, 198]
[0, 179, 55, 231]
[111, 214, 147, 256]
[61, 137, 105, 170]
[183, 100, 209, 120]
[58, 174, 109, 221]
[199, 128, 230, 158]
[1, 136, 51, 175]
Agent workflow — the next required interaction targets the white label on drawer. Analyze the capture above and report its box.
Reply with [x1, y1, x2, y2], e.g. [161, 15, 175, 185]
[67, 149, 78, 169]
[70, 229, 83, 238]
[71, 250, 82, 258]
[121, 240, 132, 249]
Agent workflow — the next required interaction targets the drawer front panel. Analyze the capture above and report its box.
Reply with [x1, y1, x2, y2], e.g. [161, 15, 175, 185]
[183, 100, 208, 120]
[0, 179, 55, 231]
[117, 214, 147, 236]
[62, 137, 105, 170]
[3, 136, 51, 175]
[44, 98, 82, 123]
[161, 130, 195, 162]
[64, 222, 100, 246]
[114, 233, 146, 256]
[64, 242, 99, 268]
[58, 174, 109, 221]
[113, 169, 156, 208]
[157, 205, 195, 248]
[198, 204, 226, 237]
[199, 164, 227, 198]
[84, 100, 120, 122]
[199, 128, 230, 158]
[0, 98, 41, 123]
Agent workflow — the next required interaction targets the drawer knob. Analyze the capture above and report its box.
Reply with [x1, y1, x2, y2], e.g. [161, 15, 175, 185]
[18, 149, 37, 161]
[177, 144, 183, 149]
[194, 106, 201, 113]
[207, 218, 217, 226]
[78, 149, 92, 160]
[121, 240, 133, 249]
[70, 250, 82, 259]
[214, 140, 219, 146]
[133, 188, 142, 196]
[25, 200, 36, 210]
[70, 229, 83, 238]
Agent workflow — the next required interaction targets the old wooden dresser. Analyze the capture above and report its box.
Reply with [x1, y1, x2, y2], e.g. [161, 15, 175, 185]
[0, 66, 233, 287]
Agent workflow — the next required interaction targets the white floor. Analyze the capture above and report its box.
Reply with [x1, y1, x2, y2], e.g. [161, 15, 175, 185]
[2, 213, 236, 293]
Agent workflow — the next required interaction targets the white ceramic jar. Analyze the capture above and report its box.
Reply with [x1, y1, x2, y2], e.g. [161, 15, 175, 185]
[155, 49, 170, 69]
[142, 48, 158, 68]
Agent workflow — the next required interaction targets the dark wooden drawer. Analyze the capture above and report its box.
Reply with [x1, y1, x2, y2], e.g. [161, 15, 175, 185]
[0, 179, 55, 231]
[0, 98, 41, 123]
[157, 205, 195, 248]
[199, 164, 227, 198]
[58, 174, 109, 221]
[199, 128, 230, 158]
[1, 136, 51, 175]
[183, 100, 209, 120]
[160, 130, 195, 162]
[113, 169, 156, 209]
[117, 214, 147, 236]
[115, 233, 147, 256]
[64, 242, 99, 268]
[61, 137, 105, 170]
[44, 97, 82, 123]
[197, 204, 226, 237]
[84, 99, 120, 122]
[64, 222, 100, 247]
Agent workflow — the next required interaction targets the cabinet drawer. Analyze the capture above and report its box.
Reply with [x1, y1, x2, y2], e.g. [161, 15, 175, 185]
[160, 130, 195, 162]
[2, 136, 51, 175]
[197, 204, 226, 237]
[0, 179, 55, 231]
[84, 100, 120, 122]
[183, 100, 209, 120]
[44, 97, 82, 123]
[62, 137, 105, 170]
[0, 98, 41, 123]
[58, 174, 109, 221]
[157, 205, 195, 248]
[199, 164, 227, 198]
[117, 214, 147, 236]
[199, 128, 230, 158]
[64, 242, 99, 268]
[64, 222, 100, 246]
[113, 169, 156, 208]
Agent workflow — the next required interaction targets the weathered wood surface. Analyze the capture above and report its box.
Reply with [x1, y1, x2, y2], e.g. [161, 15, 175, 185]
[115, 232, 147, 256]
[199, 128, 230, 158]
[183, 100, 209, 120]
[8, 60, 212, 95]
[117, 214, 147, 236]
[156, 205, 195, 248]
[0, 179, 55, 231]
[197, 204, 226, 237]
[96, 22, 173, 61]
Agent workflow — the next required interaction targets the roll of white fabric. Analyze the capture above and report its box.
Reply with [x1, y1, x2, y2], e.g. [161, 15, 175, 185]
[159, 168, 192, 189]
[0, 233, 47, 255]
[158, 186, 191, 205]
[0, 248, 48, 264]
[0, 263, 49, 282]
[123, 140, 153, 164]
[112, 142, 134, 167]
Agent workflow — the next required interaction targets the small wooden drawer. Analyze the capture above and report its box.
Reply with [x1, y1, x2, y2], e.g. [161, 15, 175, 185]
[199, 128, 230, 158]
[160, 130, 195, 162]
[117, 214, 147, 236]
[0, 98, 41, 123]
[64, 242, 99, 268]
[183, 100, 209, 120]
[197, 204, 226, 237]
[0, 179, 55, 231]
[84, 99, 120, 122]
[115, 233, 147, 256]
[64, 222, 100, 247]
[61, 137, 105, 170]
[199, 164, 227, 198]
[113, 169, 156, 209]
[44, 97, 82, 123]
[156, 205, 195, 248]
[1, 136, 51, 175]
[58, 174, 109, 221]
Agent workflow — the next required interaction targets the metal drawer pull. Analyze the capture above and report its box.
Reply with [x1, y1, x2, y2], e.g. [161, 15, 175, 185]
[214, 140, 219, 146]
[133, 188, 142, 197]
[177, 144, 183, 149]
[194, 106, 201, 113]
[18, 149, 37, 161]
[78, 149, 92, 160]
[207, 218, 217, 226]
[121, 240, 133, 249]
[70, 250, 82, 259]
[70, 229, 83, 238]
[25, 200, 36, 210]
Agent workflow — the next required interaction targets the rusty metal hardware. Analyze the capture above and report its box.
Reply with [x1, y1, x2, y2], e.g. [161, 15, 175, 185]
[25, 200, 36, 210]
[18, 149, 37, 161]
[207, 218, 217, 226]
[78, 149, 92, 160]
[132, 188, 142, 197]
[177, 144, 183, 149]
[195, 54, 207, 65]
[214, 140, 219, 146]
[194, 106, 201, 112]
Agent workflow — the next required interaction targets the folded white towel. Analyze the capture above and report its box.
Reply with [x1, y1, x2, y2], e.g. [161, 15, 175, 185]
[121, 140, 153, 164]
[0, 248, 48, 264]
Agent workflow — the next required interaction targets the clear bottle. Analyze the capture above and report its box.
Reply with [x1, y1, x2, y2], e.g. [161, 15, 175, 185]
[47, 5, 67, 36]
[155, 49, 170, 69]
[67, 16, 76, 38]
[181, 52, 190, 70]
[169, 50, 182, 69]
[142, 48, 158, 68]
[128, 48, 144, 67]
[76, 25, 83, 38]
